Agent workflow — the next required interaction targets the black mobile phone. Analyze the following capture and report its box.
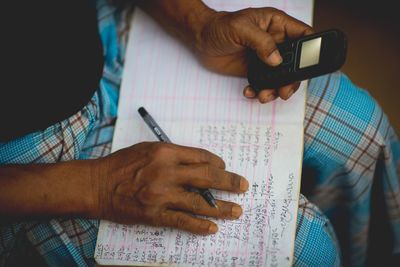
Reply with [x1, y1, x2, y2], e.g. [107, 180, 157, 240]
[247, 29, 347, 92]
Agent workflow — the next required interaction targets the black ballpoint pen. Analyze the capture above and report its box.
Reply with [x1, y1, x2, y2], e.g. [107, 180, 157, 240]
[138, 106, 218, 209]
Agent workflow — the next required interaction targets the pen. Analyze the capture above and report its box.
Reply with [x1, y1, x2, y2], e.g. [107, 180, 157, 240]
[138, 106, 218, 209]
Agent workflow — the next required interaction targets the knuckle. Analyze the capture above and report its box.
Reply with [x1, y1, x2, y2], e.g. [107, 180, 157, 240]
[238, 7, 255, 18]
[175, 214, 188, 229]
[269, 7, 285, 17]
[191, 195, 204, 212]
[150, 143, 174, 158]
[135, 186, 161, 205]
[258, 45, 275, 59]
[271, 10, 287, 24]
[261, 36, 276, 49]
[135, 187, 152, 204]
[237, 10, 257, 25]
[208, 152, 225, 168]
[257, 7, 278, 21]
[198, 148, 211, 162]
[230, 175, 241, 190]
[218, 158, 226, 169]
[140, 141, 153, 147]
[227, 15, 241, 29]
[263, 7, 277, 13]
[202, 164, 211, 180]
[227, 13, 249, 32]
[255, 37, 275, 55]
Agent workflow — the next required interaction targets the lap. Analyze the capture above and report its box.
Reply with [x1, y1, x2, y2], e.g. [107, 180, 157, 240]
[0, 82, 343, 267]
[293, 195, 341, 266]
[304, 71, 400, 266]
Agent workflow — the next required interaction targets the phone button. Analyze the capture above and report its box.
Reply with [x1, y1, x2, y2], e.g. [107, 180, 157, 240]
[282, 52, 293, 65]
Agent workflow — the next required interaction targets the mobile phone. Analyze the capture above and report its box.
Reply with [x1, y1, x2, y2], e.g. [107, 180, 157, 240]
[247, 29, 347, 92]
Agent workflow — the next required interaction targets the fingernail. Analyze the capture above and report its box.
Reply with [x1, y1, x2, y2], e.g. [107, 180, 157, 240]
[260, 96, 268, 103]
[240, 177, 249, 191]
[266, 50, 282, 66]
[231, 206, 242, 218]
[209, 224, 218, 234]
[261, 94, 274, 103]
[245, 87, 256, 98]
[267, 93, 276, 102]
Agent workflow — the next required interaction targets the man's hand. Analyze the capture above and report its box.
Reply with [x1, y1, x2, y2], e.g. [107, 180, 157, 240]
[92, 142, 249, 235]
[138, 1, 313, 103]
[0, 142, 248, 235]
[195, 7, 313, 103]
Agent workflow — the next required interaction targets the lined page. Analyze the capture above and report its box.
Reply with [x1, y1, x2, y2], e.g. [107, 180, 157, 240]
[95, 1, 313, 266]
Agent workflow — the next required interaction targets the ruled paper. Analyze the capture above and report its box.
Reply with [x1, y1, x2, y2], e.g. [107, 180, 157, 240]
[95, 1, 313, 266]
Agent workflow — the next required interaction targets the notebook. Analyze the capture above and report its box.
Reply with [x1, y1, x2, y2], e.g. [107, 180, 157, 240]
[94, 1, 313, 266]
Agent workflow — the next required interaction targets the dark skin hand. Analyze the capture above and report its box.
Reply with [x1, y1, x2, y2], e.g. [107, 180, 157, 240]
[195, 8, 314, 103]
[0, 142, 248, 235]
[93, 142, 249, 235]
[139, 1, 314, 103]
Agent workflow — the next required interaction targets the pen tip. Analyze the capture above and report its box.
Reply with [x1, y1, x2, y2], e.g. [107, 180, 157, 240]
[138, 107, 147, 117]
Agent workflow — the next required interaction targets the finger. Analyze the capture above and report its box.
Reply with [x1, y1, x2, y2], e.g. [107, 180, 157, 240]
[238, 26, 282, 67]
[170, 190, 243, 219]
[261, 9, 314, 42]
[176, 164, 249, 193]
[281, 15, 314, 39]
[277, 82, 300, 100]
[165, 144, 225, 169]
[243, 85, 256, 98]
[257, 89, 277, 104]
[161, 210, 218, 235]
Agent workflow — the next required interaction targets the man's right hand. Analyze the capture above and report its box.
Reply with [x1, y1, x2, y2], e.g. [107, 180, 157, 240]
[91, 142, 249, 235]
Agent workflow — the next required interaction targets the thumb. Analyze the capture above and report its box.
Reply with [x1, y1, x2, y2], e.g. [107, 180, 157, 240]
[239, 26, 282, 66]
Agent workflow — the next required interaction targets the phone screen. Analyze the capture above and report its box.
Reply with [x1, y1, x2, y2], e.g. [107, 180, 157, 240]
[299, 37, 322, 69]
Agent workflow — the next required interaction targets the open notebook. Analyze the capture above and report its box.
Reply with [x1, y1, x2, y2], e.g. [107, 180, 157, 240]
[94, 0, 313, 266]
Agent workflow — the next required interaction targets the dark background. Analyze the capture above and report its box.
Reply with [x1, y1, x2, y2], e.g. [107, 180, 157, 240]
[314, 0, 400, 134]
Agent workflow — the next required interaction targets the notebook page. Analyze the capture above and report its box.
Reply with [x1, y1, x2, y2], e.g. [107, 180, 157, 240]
[96, 121, 303, 267]
[95, 1, 313, 266]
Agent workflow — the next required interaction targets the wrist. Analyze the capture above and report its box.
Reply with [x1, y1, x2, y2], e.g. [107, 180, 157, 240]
[137, 0, 217, 52]
[187, 4, 217, 50]
[87, 158, 106, 219]
[53, 160, 98, 218]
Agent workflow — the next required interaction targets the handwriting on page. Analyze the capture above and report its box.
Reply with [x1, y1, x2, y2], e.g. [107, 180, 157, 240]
[95, 123, 300, 266]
